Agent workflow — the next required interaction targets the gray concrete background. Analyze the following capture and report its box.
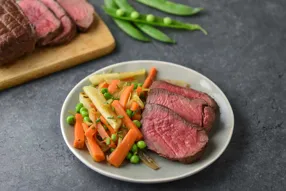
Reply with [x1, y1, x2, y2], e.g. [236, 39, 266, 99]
[1, 0, 285, 190]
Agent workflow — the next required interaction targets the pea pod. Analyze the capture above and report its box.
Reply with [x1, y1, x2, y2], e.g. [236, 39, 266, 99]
[103, 6, 207, 35]
[136, 0, 203, 16]
[114, 0, 175, 43]
[104, 0, 150, 42]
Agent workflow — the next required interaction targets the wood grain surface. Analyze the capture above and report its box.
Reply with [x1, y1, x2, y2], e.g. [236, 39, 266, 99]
[0, 13, 115, 90]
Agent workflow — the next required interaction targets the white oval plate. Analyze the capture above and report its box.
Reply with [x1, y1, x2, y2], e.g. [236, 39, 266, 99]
[60, 60, 234, 183]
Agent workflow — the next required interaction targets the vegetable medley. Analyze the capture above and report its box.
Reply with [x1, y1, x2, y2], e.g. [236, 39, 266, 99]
[66, 67, 159, 169]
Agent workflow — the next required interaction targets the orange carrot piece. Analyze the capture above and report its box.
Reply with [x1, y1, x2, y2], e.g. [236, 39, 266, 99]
[130, 101, 140, 112]
[119, 84, 134, 108]
[132, 112, 142, 121]
[136, 86, 143, 96]
[100, 116, 116, 135]
[112, 100, 143, 140]
[73, 114, 85, 149]
[108, 129, 138, 167]
[82, 123, 105, 162]
[85, 124, 97, 138]
[143, 67, 157, 88]
[98, 82, 109, 89]
[97, 123, 116, 148]
[108, 80, 120, 94]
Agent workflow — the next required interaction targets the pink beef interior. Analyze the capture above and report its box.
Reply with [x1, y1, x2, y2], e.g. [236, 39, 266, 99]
[57, 0, 94, 32]
[147, 88, 216, 131]
[150, 80, 218, 109]
[18, 0, 61, 39]
[141, 104, 208, 161]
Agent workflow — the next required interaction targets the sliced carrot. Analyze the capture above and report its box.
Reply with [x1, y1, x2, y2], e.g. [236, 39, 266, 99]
[97, 123, 116, 148]
[100, 116, 116, 135]
[98, 82, 109, 89]
[136, 86, 143, 96]
[85, 124, 97, 138]
[112, 100, 143, 141]
[108, 129, 138, 167]
[119, 84, 134, 109]
[132, 112, 142, 121]
[73, 114, 85, 149]
[143, 67, 157, 88]
[108, 80, 120, 94]
[82, 123, 105, 162]
[130, 101, 140, 112]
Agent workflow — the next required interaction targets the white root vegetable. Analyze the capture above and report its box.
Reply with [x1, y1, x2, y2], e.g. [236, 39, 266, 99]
[163, 79, 190, 88]
[89, 69, 146, 85]
[83, 86, 122, 131]
[79, 92, 93, 110]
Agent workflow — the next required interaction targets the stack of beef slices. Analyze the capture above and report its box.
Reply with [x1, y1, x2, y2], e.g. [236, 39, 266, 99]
[141, 80, 218, 163]
[0, 0, 95, 65]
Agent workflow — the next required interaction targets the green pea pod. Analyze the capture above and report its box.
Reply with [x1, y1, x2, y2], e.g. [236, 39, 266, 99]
[136, 0, 203, 16]
[103, 6, 207, 35]
[104, 0, 150, 42]
[114, 0, 175, 43]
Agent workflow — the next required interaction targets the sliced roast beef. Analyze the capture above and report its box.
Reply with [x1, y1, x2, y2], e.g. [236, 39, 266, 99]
[18, 0, 62, 46]
[141, 104, 208, 163]
[150, 80, 218, 109]
[0, 0, 37, 65]
[147, 89, 216, 132]
[40, 0, 77, 45]
[57, 0, 95, 32]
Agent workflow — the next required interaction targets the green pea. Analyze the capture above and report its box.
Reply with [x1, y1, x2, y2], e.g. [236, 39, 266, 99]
[132, 82, 138, 90]
[126, 152, 132, 160]
[116, 9, 125, 16]
[76, 103, 83, 113]
[111, 134, 117, 141]
[104, 92, 112, 100]
[81, 110, 89, 118]
[126, 109, 134, 118]
[138, 83, 143, 87]
[146, 14, 155, 22]
[84, 116, 91, 122]
[101, 88, 108, 94]
[131, 11, 139, 19]
[80, 107, 88, 114]
[130, 155, 140, 164]
[105, 137, 111, 145]
[131, 144, 138, 153]
[133, 120, 141, 128]
[137, 140, 147, 149]
[163, 17, 172, 25]
[66, 115, 75, 125]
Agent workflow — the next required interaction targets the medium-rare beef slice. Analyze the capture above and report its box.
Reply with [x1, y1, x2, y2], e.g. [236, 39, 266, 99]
[18, 0, 62, 46]
[141, 104, 208, 163]
[57, 0, 95, 32]
[147, 89, 216, 132]
[40, 0, 77, 45]
[150, 80, 218, 110]
[0, 0, 37, 65]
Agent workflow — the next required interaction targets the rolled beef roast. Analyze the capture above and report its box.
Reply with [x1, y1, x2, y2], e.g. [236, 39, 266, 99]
[0, 0, 37, 65]
[40, 0, 77, 45]
[18, 0, 62, 46]
[150, 80, 218, 109]
[57, 0, 95, 32]
[141, 104, 209, 163]
[147, 88, 216, 132]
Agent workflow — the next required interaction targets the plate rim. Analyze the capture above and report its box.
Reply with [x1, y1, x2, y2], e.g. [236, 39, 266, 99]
[60, 60, 234, 183]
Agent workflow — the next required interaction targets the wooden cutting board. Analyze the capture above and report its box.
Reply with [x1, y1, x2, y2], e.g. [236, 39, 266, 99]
[0, 13, 115, 91]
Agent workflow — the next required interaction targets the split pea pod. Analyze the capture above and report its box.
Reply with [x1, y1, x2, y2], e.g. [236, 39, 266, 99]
[114, 0, 175, 43]
[136, 0, 203, 16]
[103, 6, 207, 34]
[104, 0, 150, 42]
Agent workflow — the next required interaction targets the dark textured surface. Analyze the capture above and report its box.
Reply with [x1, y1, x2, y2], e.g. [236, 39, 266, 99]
[0, 0, 285, 190]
